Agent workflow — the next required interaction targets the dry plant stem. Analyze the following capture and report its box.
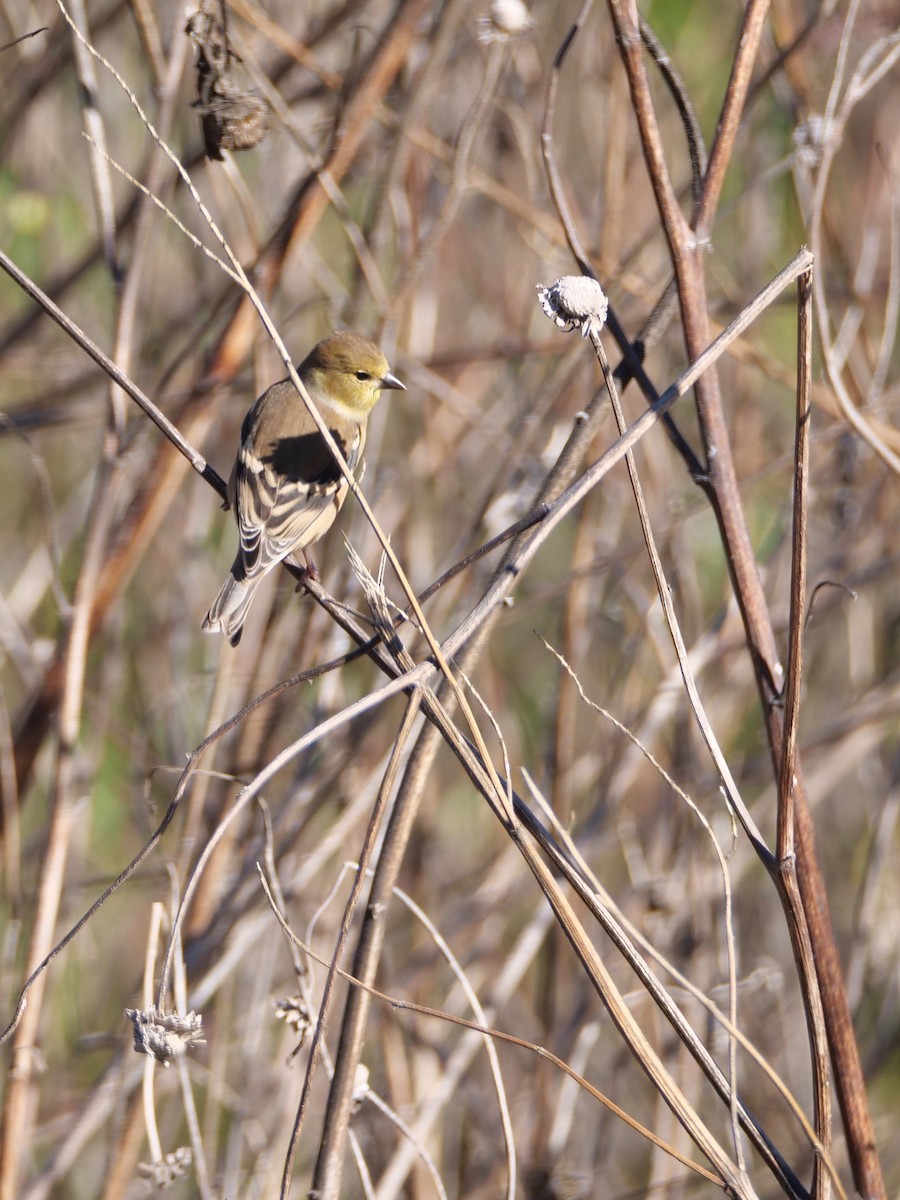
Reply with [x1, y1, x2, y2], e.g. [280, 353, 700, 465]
[281, 693, 424, 1199]
[638, 14, 707, 195]
[868, 185, 900, 404]
[607, 2, 883, 1193]
[291, 862, 510, 1200]
[130, 0, 165, 84]
[105, 25, 191, 437]
[140, 907, 165, 1162]
[774, 269, 832, 1200]
[0, 693, 19, 903]
[307, 708, 444, 1200]
[230, 0, 429, 349]
[389, 884, 515, 1200]
[778, 271, 813, 863]
[167, 879, 213, 1200]
[373, 906, 558, 1200]
[355, 0, 466, 315]
[607, 0, 784, 698]
[0, 28, 48, 52]
[0, 8, 154, 1173]
[362, 1093, 448, 1200]
[0, 443, 128, 1200]
[550, 500, 594, 821]
[20, 1061, 144, 1200]
[590, 331, 747, 1180]
[690, 0, 770, 239]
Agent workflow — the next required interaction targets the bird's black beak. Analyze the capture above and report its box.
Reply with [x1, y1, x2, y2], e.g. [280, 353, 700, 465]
[381, 372, 406, 391]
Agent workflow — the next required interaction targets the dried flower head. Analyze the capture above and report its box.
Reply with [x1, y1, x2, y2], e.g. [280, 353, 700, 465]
[186, 0, 269, 159]
[138, 1148, 193, 1188]
[478, 0, 533, 42]
[537, 275, 608, 338]
[125, 1006, 205, 1066]
[198, 91, 268, 158]
[273, 995, 312, 1045]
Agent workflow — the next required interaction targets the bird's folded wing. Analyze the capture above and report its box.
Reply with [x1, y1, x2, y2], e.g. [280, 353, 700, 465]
[235, 424, 363, 579]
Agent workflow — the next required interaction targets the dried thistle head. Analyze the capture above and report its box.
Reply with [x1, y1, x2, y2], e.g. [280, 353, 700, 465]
[536, 275, 608, 339]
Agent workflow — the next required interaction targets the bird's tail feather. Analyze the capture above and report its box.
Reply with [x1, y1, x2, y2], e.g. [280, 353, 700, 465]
[202, 566, 258, 647]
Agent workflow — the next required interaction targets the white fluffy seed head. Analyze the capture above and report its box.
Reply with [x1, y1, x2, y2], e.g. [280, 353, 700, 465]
[536, 275, 608, 338]
[478, 0, 533, 41]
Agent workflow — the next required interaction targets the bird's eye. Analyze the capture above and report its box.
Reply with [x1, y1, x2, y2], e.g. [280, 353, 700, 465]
[355, 370, 371, 381]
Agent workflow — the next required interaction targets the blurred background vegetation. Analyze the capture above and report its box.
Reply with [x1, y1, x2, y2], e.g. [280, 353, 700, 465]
[1, 0, 899, 1196]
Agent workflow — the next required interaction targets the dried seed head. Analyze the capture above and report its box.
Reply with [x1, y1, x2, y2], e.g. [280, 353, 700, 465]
[125, 1006, 205, 1066]
[536, 275, 608, 338]
[478, 0, 533, 42]
[197, 91, 269, 160]
[186, 0, 269, 158]
[138, 1148, 193, 1187]
[273, 995, 312, 1046]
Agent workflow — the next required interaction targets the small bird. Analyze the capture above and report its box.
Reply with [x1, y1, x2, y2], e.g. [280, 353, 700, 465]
[203, 330, 405, 646]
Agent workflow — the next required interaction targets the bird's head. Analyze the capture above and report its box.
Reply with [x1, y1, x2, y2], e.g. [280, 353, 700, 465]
[301, 330, 405, 417]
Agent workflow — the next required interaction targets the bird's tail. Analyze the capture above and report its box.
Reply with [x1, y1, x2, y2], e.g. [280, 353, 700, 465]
[202, 561, 259, 647]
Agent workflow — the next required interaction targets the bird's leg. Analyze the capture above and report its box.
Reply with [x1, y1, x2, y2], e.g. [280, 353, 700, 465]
[302, 549, 320, 581]
[293, 550, 320, 592]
